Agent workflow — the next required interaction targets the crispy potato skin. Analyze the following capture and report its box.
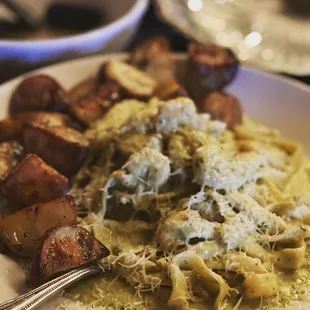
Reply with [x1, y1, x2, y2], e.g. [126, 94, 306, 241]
[200, 91, 243, 130]
[9, 75, 71, 115]
[97, 61, 157, 101]
[0, 112, 72, 142]
[69, 82, 123, 125]
[69, 97, 103, 125]
[28, 112, 72, 128]
[0, 117, 19, 142]
[69, 77, 96, 102]
[27, 226, 109, 287]
[23, 123, 89, 177]
[153, 80, 188, 101]
[129, 37, 170, 69]
[129, 36, 175, 83]
[0, 196, 76, 257]
[0, 141, 24, 181]
[2, 154, 69, 206]
[185, 42, 239, 102]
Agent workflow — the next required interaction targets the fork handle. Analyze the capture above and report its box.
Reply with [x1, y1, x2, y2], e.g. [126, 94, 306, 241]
[2, 265, 101, 310]
[0, 267, 84, 310]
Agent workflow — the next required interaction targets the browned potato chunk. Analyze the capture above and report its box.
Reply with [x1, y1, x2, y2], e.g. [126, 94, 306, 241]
[69, 82, 123, 125]
[0, 196, 76, 257]
[185, 42, 239, 101]
[97, 60, 157, 100]
[69, 98, 103, 125]
[0, 141, 24, 181]
[129, 37, 170, 68]
[69, 77, 96, 102]
[2, 154, 69, 206]
[129, 36, 175, 83]
[0, 112, 72, 142]
[23, 123, 89, 176]
[0, 117, 19, 142]
[27, 225, 109, 287]
[9, 75, 71, 115]
[153, 79, 188, 101]
[27, 112, 72, 128]
[200, 91, 242, 130]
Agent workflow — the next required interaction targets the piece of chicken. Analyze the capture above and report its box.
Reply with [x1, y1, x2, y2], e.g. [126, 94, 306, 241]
[104, 147, 171, 195]
[102, 147, 171, 217]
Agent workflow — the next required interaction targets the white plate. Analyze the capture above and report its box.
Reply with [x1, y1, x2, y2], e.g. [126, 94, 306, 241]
[0, 54, 310, 308]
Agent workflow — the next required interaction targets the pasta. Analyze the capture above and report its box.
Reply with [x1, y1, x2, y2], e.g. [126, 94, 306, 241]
[68, 97, 310, 310]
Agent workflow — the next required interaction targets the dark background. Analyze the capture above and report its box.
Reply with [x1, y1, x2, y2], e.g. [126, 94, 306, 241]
[128, 2, 188, 52]
[128, 2, 310, 85]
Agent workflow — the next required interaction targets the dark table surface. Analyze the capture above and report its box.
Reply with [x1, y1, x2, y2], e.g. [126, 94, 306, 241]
[129, 2, 310, 85]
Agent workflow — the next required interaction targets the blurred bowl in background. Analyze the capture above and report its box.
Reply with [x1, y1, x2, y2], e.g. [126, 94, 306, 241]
[156, 0, 310, 76]
[0, 0, 149, 82]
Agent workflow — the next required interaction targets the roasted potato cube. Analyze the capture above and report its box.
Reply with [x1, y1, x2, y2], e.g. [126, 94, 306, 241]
[200, 91, 242, 130]
[0, 194, 22, 218]
[129, 36, 175, 83]
[69, 98, 103, 125]
[69, 77, 96, 102]
[97, 60, 157, 100]
[129, 37, 170, 69]
[9, 75, 71, 115]
[0, 141, 24, 181]
[27, 225, 109, 287]
[28, 112, 72, 128]
[153, 80, 188, 101]
[0, 112, 72, 142]
[69, 82, 122, 125]
[0, 196, 76, 257]
[2, 154, 69, 206]
[185, 42, 239, 101]
[23, 123, 89, 176]
[0, 117, 19, 142]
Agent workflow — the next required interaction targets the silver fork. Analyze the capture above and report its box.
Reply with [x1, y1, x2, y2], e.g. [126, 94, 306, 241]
[0, 264, 101, 310]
